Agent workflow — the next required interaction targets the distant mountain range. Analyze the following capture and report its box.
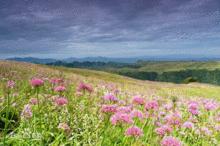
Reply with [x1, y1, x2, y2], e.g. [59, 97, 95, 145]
[6, 57, 139, 64]
[6, 55, 220, 64]
[6, 57, 58, 64]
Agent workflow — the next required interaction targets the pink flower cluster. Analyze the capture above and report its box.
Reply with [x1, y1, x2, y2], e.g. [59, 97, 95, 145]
[130, 109, 144, 119]
[7, 80, 15, 88]
[110, 112, 133, 125]
[188, 101, 199, 115]
[30, 78, 44, 87]
[77, 82, 93, 93]
[145, 100, 159, 110]
[182, 121, 194, 129]
[29, 98, 38, 105]
[165, 112, 182, 126]
[117, 106, 132, 113]
[203, 100, 218, 111]
[54, 85, 66, 92]
[161, 136, 181, 146]
[101, 104, 118, 113]
[155, 125, 172, 136]
[163, 103, 173, 111]
[55, 97, 68, 106]
[103, 93, 118, 102]
[100, 87, 220, 145]
[125, 126, 143, 137]
[58, 123, 71, 133]
[50, 78, 63, 84]
[132, 95, 145, 105]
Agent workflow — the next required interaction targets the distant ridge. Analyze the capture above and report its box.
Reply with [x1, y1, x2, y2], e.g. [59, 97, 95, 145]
[6, 57, 58, 64]
[6, 55, 220, 64]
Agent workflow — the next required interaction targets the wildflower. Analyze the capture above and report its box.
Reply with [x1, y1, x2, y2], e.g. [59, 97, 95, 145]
[30, 78, 44, 87]
[189, 108, 199, 115]
[50, 78, 63, 84]
[155, 121, 162, 127]
[55, 97, 68, 106]
[58, 123, 71, 133]
[158, 111, 166, 117]
[118, 100, 126, 105]
[103, 93, 118, 102]
[132, 96, 145, 105]
[130, 109, 144, 119]
[101, 104, 118, 113]
[161, 136, 181, 146]
[188, 101, 199, 115]
[188, 101, 199, 109]
[204, 100, 218, 111]
[114, 89, 120, 95]
[7, 80, 15, 88]
[125, 126, 143, 137]
[54, 85, 66, 92]
[21, 104, 32, 119]
[77, 82, 93, 93]
[110, 112, 133, 125]
[182, 121, 194, 129]
[117, 106, 132, 113]
[155, 125, 172, 136]
[145, 100, 159, 111]
[201, 127, 212, 136]
[165, 112, 182, 126]
[29, 98, 38, 105]
[163, 103, 173, 110]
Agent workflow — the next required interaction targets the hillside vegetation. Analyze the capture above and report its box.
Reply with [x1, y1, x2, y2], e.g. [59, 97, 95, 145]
[48, 61, 220, 85]
[137, 61, 220, 72]
[2, 60, 220, 98]
[0, 61, 220, 145]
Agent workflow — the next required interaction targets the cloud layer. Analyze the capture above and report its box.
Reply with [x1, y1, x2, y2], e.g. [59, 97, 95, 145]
[0, 0, 220, 58]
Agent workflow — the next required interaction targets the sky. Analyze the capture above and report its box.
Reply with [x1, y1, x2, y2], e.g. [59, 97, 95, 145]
[0, 0, 220, 59]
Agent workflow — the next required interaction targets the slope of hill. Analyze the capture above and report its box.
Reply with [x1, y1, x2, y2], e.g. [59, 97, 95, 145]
[1, 60, 220, 99]
[137, 61, 220, 72]
[0, 61, 220, 145]
[47, 61, 220, 85]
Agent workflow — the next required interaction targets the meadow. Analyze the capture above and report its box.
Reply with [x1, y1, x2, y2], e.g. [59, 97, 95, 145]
[0, 61, 220, 146]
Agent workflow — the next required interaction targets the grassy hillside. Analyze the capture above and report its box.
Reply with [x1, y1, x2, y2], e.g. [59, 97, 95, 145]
[137, 61, 220, 73]
[1, 60, 220, 99]
[0, 61, 220, 145]
[48, 61, 220, 85]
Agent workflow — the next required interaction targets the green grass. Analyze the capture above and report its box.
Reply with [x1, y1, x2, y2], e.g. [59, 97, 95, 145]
[1, 60, 220, 99]
[0, 61, 220, 145]
[138, 61, 220, 73]
[99, 61, 220, 73]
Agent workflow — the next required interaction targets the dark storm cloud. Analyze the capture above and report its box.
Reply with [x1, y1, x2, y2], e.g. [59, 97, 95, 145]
[0, 0, 220, 58]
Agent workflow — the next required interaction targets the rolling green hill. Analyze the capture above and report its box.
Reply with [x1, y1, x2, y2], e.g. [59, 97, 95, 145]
[48, 61, 220, 85]
[1, 60, 220, 99]
[132, 61, 220, 72]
